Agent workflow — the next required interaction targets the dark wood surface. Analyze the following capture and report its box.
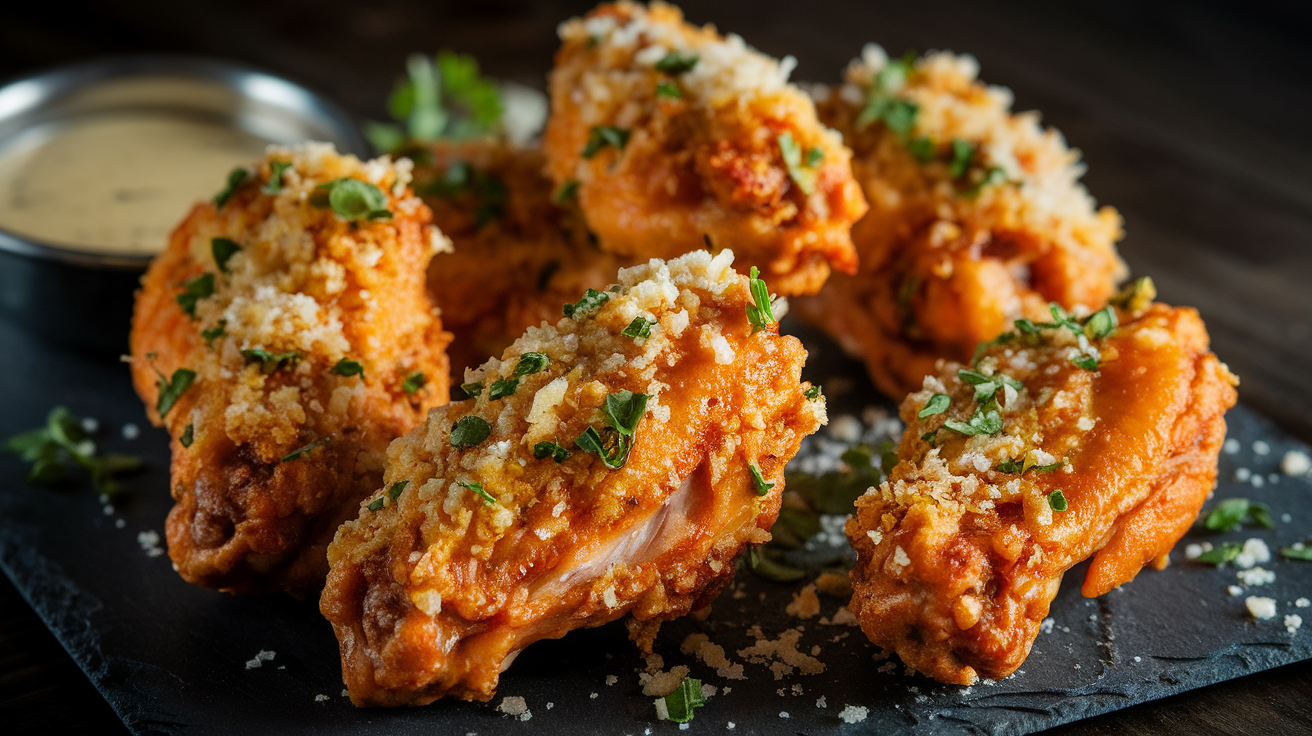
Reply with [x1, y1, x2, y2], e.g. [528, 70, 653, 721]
[2, 1, 1311, 734]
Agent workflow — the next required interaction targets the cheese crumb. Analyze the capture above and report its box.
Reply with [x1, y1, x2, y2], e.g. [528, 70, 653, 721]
[497, 696, 529, 718]
[1282, 450, 1311, 476]
[1237, 567, 1276, 587]
[314, 694, 329, 702]
[1297, 598, 1310, 608]
[1246, 596, 1278, 620]
[786, 584, 821, 619]
[816, 696, 827, 708]
[1234, 538, 1271, 569]
[838, 705, 869, 723]
[1286, 614, 1303, 634]
[1228, 585, 1243, 597]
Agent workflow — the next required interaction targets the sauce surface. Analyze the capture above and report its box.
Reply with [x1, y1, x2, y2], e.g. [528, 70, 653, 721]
[0, 112, 269, 254]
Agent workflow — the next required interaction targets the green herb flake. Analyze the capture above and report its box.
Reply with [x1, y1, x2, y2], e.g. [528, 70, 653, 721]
[179, 423, 194, 448]
[804, 384, 823, 401]
[1083, 306, 1119, 340]
[1203, 498, 1273, 531]
[918, 393, 950, 418]
[1279, 544, 1312, 562]
[211, 237, 242, 272]
[262, 160, 293, 194]
[654, 50, 699, 75]
[1047, 489, 1069, 512]
[388, 480, 409, 500]
[921, 430, 938, 447]
[1111, 276, 1157, 315]
[908, 136, 936, 163]
[563, 288, 610, 319]
[369, 50, 503, 152]
[533, 440, 570, 463]
[655, 80, 683, 99]
[241, 349, 301, 374]
[581, 126, 630, 159]
[331, 359, 365, 380]
[604, 390, 648, 436]
[554, 179, 580, 204]
[663, 676, 707, 724]
[402, 372, 427, 395]
[367, 497, 385, 512]
[948, 138, 975, 179]
[201, 320, 227, 344]
[749, 464, 775, 496]
[282, 435, 332, 462]
[459, 480, 497, 505]
[176, 273, 215, 319]
[460, 381, 484, 399]
[746, 266, 776, 332]
[805, 146, 824, 168]
[156, 368, 197, 418]
[777, 131, 817, 196]
[1197, 542, 1243, 565]
[621, 317, 655, 339]
[1071, 353, 1101, 371]
[315, 178, 391, 221]
[213, 167, 249, 208]
[575, 425, 631, 470]
[514, 352, 551, 377]
[5, 407, 143, 496]
[855, 52, 920, 138]
[489, 377, 519, 400]
[943, 401, 1002, 437]
[450, 415, 491, 448]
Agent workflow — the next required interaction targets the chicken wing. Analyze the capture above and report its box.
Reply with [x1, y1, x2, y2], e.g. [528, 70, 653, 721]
[543, 1, 868, 296]
[795, 46, 1127, 398]
[414, 140, 633, 377]
[321, 250, 825, 705]
[846, 297, 1237, 684]
[129, 144, 451, 596]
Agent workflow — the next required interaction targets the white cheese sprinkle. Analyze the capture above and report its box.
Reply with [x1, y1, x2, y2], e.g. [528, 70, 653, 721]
[1281, 450, 1311, 476]
[1246, 596, 1278, 620]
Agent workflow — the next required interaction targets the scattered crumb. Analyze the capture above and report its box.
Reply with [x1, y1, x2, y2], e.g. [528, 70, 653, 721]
[341, 689, 349, 697]
[1253, 440, 1271, 456]
[786, 584, 821, 619]
[814, 571, 852, 598]
[590, 692, 598, 699]
[1247, 596, 1278, 620]
[244, 650, 275, 669]
[1235, 539, 1271, 569]
[546, 702, 553, 710]
[722, 687, 731, 695]
[1228, 585, 1244, 597]
[605, 675, 618, 686]
[314, 694, 329, 702]
[816, 695, 827, 708]
[1185, 542, 1211, 560]
[1298, 598, 1310, 608]
[1224, 438, 1240, 454]
[1283, 513, 1293, 523]
[828, 415, 862, 442]
[137, 530, 165, 558]
[827, 606, 859, 626]
[838, 705, 869, 723]
[1237, 567, 1276, 587]
[115, 518, 126, 529]
[738, 628, 826, 679]
[681, 633, 746, 679]
[1236, 468, 1251, 482]
[1282, 450, 1311, 476]
[654, 698, 669, 721]
[122, 423, 140, 440]
[702, 683, 717, 698]
[81, 417, 99, 433]
[1039, 618, 1054, 634]
[779, 711, 790, 719]
[1134, 656, 1141, 663]
[1285, 614, 1304, 634]
[791, 684, 804, 696]
[727, 722, 735, 730]
[640, 665, 690, 696]
[497, 696, 529, 719]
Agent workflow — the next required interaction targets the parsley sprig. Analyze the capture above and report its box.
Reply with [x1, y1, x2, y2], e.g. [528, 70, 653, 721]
[777, 131, 823, 196]
[663, 676, 707, 723]
[4, 407, 142, 496]
[563, 288, 610, 319]
[365, 51, 503, 153]
[313, 178, 392, 221]
[855, 51, 918, 138]
[575, 390, 648, 469]
[176, 273, 215, 319]
[746, 267, 775, 332]
[581, 126, 630, 159]
[1203, 497, 1274, 532]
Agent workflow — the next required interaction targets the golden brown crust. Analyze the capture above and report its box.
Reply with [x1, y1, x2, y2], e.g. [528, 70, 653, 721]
[129, 145, 451, 596]
[845, 303, 1237, 684]
[543, 1, 867, 296]
[794, 49, 1126, 398]
[321, 250, 825, 705]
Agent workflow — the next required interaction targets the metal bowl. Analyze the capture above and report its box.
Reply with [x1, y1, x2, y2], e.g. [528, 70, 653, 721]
[0, 55, 367, 353]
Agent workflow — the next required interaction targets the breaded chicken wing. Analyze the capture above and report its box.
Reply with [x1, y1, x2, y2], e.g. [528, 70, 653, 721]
[543, 2, 867, 296]
[321, 250, 825, 705]
[846, 298, 1237, 684]
[129, 144, 451, 595]
[414, 140, 633, 376]
[796, 46, 1127, 397]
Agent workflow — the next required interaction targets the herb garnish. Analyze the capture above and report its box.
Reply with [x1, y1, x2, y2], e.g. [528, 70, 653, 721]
[331, 359, 365, 380]
[575, 390, 649, 469]
[563, 288, 610, 318]
[663, 676, 707, 723]
[654, 50, 699, 74]
[4, 406, 142, 495]
[458, 480, 497, 505]
[554, 179, 580, 204]
[262, 160, 293, 194]
[368, 497, 385, 512]
[211, 237, 241, 272]
[388, 480, 409, 500]
[995, 457, 1064, 474]
[514, 352, 551, 377]
[364, 51, 503, 153]
[746, 266, 775, 332]
[948, 139, 975, 179]
[416, 160, 507, 226]
[201, 320, 227, 344]
[176, 273, 215, 319]
[489, 377, 518, 400]
[1047, 489, 1069, 512]
[581, 126, 630, 159]
[1279, 544, 1312, 562]
[533, 441, 570, 463]
[621, 317, 655, 339]
[155, 368, 196, 418]
[1203, 498, 1274, 531]
[1197, 542, 1242, 565]
[918, 393, 950, 418]
[460, 382, 484, 399]
[402, 372, 427, 395]
[855, 51, 918, 138]
[655, 81, 683, 99]
[908, 136, 936, 162]
[179, 423, 194, 448]
[450, 415, 491, 447]
[314, 178, 392, 221]
[777, 131, 820, 195]
[241, 349, 301, 374]
[282, 435, 332, 462]
[1111, 276, 1156, 316]
[213, 167, 249, 208]
[804, 384, 823, 401]
[749, 464, 775, 495]
[971, 302, 1118, 371]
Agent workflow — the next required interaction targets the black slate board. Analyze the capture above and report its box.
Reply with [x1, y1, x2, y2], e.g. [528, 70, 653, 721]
[2, 312, 1311, 736]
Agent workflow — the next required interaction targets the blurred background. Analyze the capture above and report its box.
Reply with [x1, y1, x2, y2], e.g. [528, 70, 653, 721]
[2, 2, 1311, 734]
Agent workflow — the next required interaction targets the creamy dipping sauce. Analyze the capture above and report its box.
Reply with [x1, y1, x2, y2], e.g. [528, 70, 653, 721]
[0, 112, 270, 254]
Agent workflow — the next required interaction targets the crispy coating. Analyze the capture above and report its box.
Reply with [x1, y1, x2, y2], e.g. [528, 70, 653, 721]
[129, 145, 451, 596]
[543, 1, 867, 296]
[321, 250, 825, 705]
[795, 46, 1127, 397]
[415, 140, 634, 377]
[846, 302, 1237, 684]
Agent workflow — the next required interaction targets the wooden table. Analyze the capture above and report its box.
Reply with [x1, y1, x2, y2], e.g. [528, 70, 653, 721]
[2, 1, 1310, 733]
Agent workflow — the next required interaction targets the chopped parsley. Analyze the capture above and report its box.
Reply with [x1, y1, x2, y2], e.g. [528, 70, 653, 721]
[367, 497, 385, 512]
[534, 440, 570, 463]
[213, 167, 249, 208]
[746, 266, 775, 332]
[282, 435, 332, 462]
[1047, 489, 1069, 512]
[179, 423, 194, 448]
[749, 464, 775, 495]
[1203, 497, 1274, 531]
[907, 136, 936, 163]
[402, 372, 427, 395]
[804, 384, 823, 401]
[563, 288, 610, 319]
[995, 457, 1063, 474]
[155, 368, 196, 418]
[314, 178, 391, 221]
[921, 430, 939, 447]
[621, 316, 655, 339]
[957, 368, 1023, 403]
[1197, 542, 1242, 565]
[458, 480, 497, 505]
[4, 406, 143, 496]
[604, 390, 647, 436]
[460, 381, 484, 399]
[241, 349, 301, 374]
[331, 359, 365, 380]
[1279, 545, 1312, 562]
[654, 50, 699, 75]
[917, 393, 950, 418]
[176, 273, 215, 319]
[514, 352, 551, 377]
[201, 320, 227, 344]
[1083, 306, 1118, 340]
[855, 51, 918, 138]
[576, 390, 649, 469]
[364, 50, 503, 153]
[388, 480, 409, 500]
[262, 160, 293, 194]
[450, 415, 491, 447]
[663, 676, 707, 724]
[948, 138, 975, 179]
[962, 166, 1007, 198]
[1111, 276, 1157, 315]
[553, 179, 580, 204]
[972, 302, 1118, 371]
[581, 126, 630, 159]
[943, 403, 1002, 437]
[655, 81, 683, 99]
[777, 131, 818, 195]
[211, 237, 241, 272]
[489, 377, 519, 400]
